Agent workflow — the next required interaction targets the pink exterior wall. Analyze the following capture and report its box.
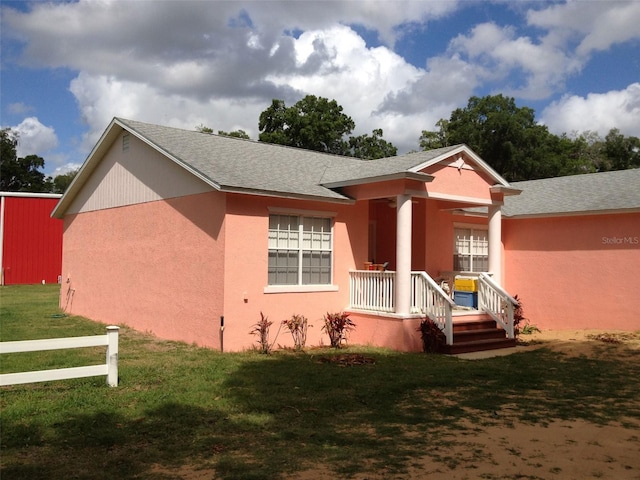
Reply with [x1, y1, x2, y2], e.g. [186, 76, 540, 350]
[220, 194, 369, 350]
[504, 212, 640, 330]
[61, 192, 226, 347]
[424, 161, 495, 201]
[348, 312, 422, 352]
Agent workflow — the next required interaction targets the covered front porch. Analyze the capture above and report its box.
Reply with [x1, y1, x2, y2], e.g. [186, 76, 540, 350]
[333, 146, 521, 353]
[348, 269, 518, 353]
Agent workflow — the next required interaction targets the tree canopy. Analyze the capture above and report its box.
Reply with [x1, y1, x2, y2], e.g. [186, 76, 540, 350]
[420, 95, 640, 181]
[218, 129, 250, 140]
[259, 95, 356, 155]
[0, 128, 79, 193]
[51, 169, 79, 194]
[1, 129, 52, 192]
[348, 128, 397, 159]
[258, 95, 398, 159]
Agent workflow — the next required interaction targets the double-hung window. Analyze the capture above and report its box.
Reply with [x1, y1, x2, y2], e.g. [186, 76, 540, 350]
[268, 214, 333, 286]
[453, 226, 488, 272]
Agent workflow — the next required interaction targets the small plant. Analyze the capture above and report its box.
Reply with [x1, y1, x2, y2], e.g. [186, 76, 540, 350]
[417, 317, 445, 353]
[322, 312, 355, 348]
[250, 312, 274, 354]
[282, 314, 311, 351]
[512, 294, 540, 337]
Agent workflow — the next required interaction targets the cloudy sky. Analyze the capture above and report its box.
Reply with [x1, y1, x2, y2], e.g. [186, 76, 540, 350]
[1, 0, 639, 176]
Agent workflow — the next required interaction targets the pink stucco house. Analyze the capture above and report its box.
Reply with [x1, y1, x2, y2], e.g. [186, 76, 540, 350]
[52, 118, 640, 353]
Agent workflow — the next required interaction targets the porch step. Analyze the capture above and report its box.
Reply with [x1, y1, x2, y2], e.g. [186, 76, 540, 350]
[437, 315, 515, 354]
[438, 337, 517, 355]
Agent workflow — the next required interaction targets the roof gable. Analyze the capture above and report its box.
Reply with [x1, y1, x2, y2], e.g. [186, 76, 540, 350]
[53, 118, 513, 218]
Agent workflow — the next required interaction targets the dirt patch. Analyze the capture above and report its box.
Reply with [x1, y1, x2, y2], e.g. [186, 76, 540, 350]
[519, 329, 640, 358]
[289, 330, 640, 480]
[316, 353, 376, 366]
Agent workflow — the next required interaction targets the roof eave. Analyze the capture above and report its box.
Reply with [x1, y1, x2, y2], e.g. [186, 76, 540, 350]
[504, 207, 640, 219]
[219, 185, 355, 204]
[322, 171, 434, 189]
[490, 185, 522, 196]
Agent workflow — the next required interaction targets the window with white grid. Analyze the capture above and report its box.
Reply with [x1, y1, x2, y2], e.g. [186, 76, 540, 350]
[453, 227, 488, 272]
[268, 214, 332, 285]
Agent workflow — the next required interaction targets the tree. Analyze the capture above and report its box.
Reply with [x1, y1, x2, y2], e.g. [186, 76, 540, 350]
[218, 129, 251, 140]
[259, 95, 355, 155]
[603, 128, 640, 171]
[419, 94, 587, 181]
[419, 119, 450, 150]
[195, 124, 214, 133]
[52, 169, 79, 193]
[348, 128, 397, 159]
[1, 129, 52, 192]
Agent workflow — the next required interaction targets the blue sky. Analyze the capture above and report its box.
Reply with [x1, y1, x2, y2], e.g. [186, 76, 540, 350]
[1, 0, 639, 177]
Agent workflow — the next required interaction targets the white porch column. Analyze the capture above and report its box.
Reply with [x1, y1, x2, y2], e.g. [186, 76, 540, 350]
[488, 204, 502, 285]
[395, 194, 412, 315]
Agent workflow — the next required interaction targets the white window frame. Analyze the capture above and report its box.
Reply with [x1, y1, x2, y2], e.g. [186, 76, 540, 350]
[264, 208, 338, 294]
[453, 224, 489, 273]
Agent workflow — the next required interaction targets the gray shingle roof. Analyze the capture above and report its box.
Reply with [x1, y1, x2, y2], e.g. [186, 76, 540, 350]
[503, 168, 640, 217]
[118, 118, 360, 201]
[319, 145, 463, 185]
[118, 118, 476, 201]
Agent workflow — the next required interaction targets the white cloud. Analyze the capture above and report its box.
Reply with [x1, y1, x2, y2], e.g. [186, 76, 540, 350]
[6, 102, 34, 115]
[3, 0, 639, 160]
[69, 72, 267, 151]
[527, 1, 640, 56]
[11, 117, 59, 158]
[540, 83, 640, 137]
[448, 22, 581, 99]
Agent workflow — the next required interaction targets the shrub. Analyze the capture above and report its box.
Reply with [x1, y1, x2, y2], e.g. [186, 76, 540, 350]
[417, 317, 445, 353]
[250, 312, 274, 354]
[322, 312, 355, 348]
[282, 314, 310, 351]
[513, 294, 540, 337]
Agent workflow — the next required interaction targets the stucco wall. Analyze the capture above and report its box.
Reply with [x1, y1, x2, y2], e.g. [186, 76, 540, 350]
[61, 191, 226, 347]
[220, 194, 369, 351]
[503, 212, 640, 330]
[424, 160, 495, 201]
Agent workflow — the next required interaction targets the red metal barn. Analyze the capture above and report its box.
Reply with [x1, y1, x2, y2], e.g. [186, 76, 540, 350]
[0, 192, 63, 285]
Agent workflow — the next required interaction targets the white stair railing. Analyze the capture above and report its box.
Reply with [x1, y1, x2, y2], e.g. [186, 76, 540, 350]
[478, 273, 517, 338]
[411, 272, 455, 345]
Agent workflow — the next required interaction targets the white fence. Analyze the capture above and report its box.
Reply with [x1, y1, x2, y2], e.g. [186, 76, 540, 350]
[0, 326, 119, 387]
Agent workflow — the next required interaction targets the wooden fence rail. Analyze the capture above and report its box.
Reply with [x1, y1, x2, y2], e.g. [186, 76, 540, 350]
[0, 326, 119, 387]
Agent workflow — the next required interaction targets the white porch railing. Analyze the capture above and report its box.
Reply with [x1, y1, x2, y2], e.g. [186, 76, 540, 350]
[478, 273, 517, 339]
[348, 270, 455, 345]
[349, 270, 395, 313]
[0, 326, 119, 387]
[411, 272, 455, 345]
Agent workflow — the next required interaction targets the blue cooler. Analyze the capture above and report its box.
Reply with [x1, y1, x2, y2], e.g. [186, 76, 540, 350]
[454, 290, 478, 308]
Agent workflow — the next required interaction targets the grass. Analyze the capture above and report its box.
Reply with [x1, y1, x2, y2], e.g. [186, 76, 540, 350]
[1, 285, 640, 479]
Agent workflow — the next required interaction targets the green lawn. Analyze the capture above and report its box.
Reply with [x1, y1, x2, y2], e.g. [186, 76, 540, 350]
[1, 285, 639, 479]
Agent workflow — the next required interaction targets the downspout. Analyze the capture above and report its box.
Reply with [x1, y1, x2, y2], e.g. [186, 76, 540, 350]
[220, 316, 224, 352]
